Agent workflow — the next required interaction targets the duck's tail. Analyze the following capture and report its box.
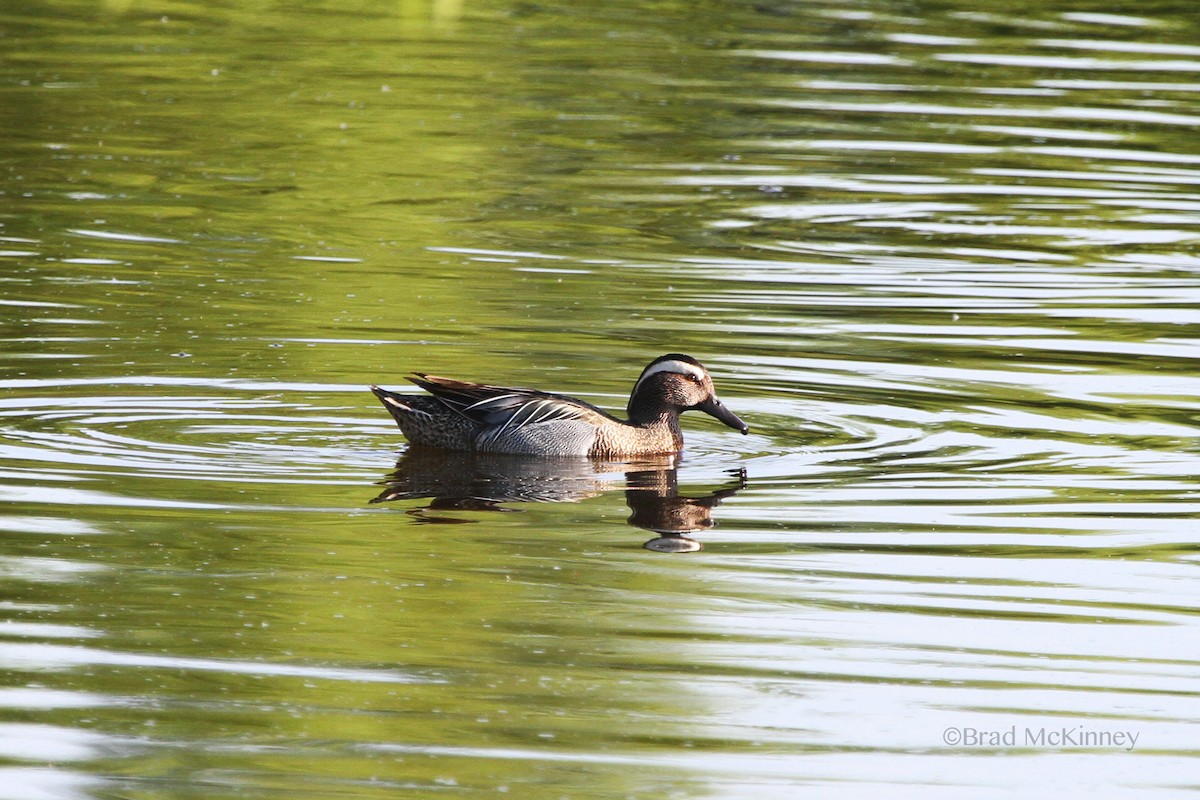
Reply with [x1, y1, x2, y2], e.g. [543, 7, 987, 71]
[370, 385, 433, 427]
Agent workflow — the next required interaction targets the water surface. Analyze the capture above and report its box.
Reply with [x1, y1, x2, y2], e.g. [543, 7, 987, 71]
[2, 0, 1200, 797]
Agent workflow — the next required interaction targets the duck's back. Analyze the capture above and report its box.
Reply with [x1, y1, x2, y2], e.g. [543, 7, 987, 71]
[375, 380, 605, 455]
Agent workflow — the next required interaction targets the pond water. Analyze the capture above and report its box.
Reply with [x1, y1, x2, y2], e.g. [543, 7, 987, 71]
[2, 0, 1200, 797]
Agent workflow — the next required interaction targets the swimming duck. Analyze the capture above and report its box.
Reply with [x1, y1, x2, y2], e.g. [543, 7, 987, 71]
[371, 353, 748, 457]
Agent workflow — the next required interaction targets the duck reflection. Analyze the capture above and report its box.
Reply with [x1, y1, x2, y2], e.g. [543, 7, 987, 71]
[370, 448, 746, 551]
[624, 466, 746, 552]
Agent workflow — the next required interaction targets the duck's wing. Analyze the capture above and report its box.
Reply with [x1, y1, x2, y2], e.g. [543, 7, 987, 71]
[408, 374, 618, 432]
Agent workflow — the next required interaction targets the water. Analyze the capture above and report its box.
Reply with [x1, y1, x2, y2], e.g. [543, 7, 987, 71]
[2, 0, 1200, 797]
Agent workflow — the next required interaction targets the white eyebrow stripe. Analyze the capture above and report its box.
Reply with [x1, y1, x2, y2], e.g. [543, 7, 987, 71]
[632, 360, 707, 395]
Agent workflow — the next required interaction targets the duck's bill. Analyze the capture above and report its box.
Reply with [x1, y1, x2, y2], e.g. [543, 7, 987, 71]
[696, 396, 749, 435]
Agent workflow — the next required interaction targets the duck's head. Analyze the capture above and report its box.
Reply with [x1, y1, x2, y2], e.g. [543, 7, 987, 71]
[628, 354, 749, 434]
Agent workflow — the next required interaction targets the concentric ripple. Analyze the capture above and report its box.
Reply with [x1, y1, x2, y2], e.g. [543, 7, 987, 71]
[0, 382, 387, 486]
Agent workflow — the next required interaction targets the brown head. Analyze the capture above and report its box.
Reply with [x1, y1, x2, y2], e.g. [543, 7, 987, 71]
[627, 354, 749, 434]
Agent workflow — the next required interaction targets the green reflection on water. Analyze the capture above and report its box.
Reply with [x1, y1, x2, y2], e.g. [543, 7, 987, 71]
[3, 0, 1200, 796]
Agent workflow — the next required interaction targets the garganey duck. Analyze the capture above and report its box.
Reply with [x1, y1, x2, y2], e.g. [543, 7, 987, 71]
[371, 353, 748, 457]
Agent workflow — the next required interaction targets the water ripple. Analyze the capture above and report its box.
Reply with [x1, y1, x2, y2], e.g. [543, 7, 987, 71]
[0, 388, 384, 486]
[0, 642, 430, 685]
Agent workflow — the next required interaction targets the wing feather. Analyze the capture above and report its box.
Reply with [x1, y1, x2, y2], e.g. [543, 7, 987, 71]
[408, 374, 618, 440]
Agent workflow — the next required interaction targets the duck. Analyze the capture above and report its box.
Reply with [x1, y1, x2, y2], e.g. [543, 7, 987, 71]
[370, 353, 748, 457]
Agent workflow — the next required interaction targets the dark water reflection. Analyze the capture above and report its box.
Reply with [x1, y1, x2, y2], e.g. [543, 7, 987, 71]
[3, 0, 1200, 797]
[371, 449, 746, 551]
